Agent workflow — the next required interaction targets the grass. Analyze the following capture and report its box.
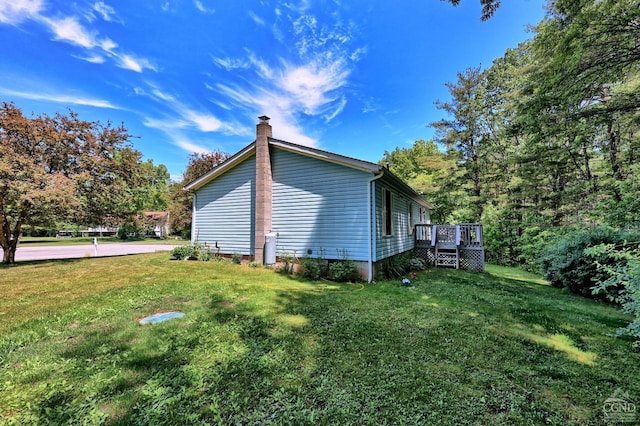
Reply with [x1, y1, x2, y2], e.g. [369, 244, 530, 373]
[0, 255, 638, 425]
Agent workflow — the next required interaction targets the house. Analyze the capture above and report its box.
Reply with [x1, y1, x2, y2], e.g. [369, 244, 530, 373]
[144, 211, 170, 238]
[185, 116, 432, 281]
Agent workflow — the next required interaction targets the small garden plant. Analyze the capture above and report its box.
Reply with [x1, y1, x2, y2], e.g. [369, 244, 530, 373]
[377, 250, 427, 280]
[170, 244, 217, 261]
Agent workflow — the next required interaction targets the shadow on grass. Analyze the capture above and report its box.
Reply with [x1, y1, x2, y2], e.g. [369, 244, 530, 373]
[10, 265, 640, 425]
[2, 253, 170, 269]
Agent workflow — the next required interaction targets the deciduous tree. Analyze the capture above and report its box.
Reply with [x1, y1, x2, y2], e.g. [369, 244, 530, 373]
[0, 102, 143, 263]
[168, 151, 229, 238]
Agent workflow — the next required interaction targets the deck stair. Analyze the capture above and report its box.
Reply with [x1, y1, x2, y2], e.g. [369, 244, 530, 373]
[432, 225, 460, 269]
[415, 224, 485, 272]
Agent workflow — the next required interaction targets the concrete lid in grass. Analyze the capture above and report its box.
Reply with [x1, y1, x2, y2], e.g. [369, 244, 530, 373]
[138, 311, 185, 324]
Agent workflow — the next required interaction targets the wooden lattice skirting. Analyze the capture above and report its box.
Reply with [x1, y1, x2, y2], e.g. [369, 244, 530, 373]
[460, 248, 485, 272]
[415, 246, 436, 266]
[415, 246, 485, 272]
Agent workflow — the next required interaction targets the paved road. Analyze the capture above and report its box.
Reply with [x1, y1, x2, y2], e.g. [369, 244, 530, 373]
[14, 243, 182, 261]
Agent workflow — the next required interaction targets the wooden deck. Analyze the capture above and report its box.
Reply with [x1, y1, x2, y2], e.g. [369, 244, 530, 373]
[415, 224, 485, 272]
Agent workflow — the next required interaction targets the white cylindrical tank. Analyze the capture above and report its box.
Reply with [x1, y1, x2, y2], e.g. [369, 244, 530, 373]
[265, 233, 277, 265]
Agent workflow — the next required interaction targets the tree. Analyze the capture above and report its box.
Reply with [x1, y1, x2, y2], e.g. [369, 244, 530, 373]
[419, 0, 640, 268]
[431, 66, 491, 219]
[379, 140, 457, 223]
[135, 160, 170, 212]
[0, 102, 143, 263]
[168, 151, 229, 238]
[444, 0, 501, 21]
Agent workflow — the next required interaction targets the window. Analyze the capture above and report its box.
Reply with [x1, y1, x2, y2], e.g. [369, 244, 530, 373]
[419, 207, 427, 223]
[408, 202, 414, 235]
[383, 188, 392, 236]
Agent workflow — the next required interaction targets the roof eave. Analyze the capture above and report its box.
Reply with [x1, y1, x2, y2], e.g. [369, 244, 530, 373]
[381, 171, 433, 209]
[183, 142, 256, 191]
[269, 139, 383, 174]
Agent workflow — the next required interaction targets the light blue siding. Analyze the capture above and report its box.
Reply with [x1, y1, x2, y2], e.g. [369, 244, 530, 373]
[374, 180, 417, 261]
[194, 155, 255, 255]
[271, 148, 371, 261]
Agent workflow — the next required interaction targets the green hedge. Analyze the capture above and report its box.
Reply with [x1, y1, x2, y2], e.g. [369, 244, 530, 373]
[538, 227, 640, 300]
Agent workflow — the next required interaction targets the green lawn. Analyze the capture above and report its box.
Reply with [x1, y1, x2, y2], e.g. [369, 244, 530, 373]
[0, 255, 637, 425]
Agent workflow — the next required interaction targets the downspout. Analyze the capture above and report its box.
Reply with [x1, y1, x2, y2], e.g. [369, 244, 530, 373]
[191, 191, 197, 244]
[367, 169, 385, 282]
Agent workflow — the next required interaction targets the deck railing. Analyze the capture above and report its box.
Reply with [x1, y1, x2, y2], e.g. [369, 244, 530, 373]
[414, 224, 485, 272]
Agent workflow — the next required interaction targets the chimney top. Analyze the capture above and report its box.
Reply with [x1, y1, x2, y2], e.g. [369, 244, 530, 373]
[258, 115, 270, 124]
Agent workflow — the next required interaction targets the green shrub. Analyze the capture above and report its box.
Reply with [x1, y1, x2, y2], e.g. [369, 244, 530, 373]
[538, 227, 640, 300]
[170, 245, 194, 260]
[586, 243, 640, 346]
[517, 225, 564, 273]
[300, 256, 328, 280]
[377, 251, 427, 280]
[276, 251, 296, 274]
[329, 260, 359, 282]
[196, 247, 214, 261]
[170, 244, 214, 261]
[211, 254, 229, 263]
[248, 261, 260, 268]
[407, 256, 427, 271]
[231, 253, 242, 264]
[117, 223, 138, 240]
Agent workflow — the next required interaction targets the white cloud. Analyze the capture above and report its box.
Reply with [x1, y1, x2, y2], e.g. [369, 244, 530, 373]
[272, 7, 284, 41]
[161, 1, 171, 12]
[138, 81, 251, 146]
[143, 116, 188, 130]
[0, 1, 154, 74]
[212, 56, 249, 71]
[215, 82, 319, 147]
[75, 53, 106, 63]
[361, 97, 378, 113]
[350, 46, 367, 61]
[279, 59, 349, 115]
[0, 87, 116, 109]
[115, 53, 156, 72]
[193, 0, 214, 14]
[282, 0, 311, 15]
[45, 16, 99, 48]
[203, 4, 364, 147]
[0, 0, 43, 24]
[150, 88, 176, 102]
[267, 114, 318, 147]
[272, 23, 284, 42]
[248, 10, 265, 26]
[215, 83, 256, 108]
[175, 139, 211, 154]
[184, 110, 223, 132]
[93, 2, 117, 22]
[246, 52, 274, 80]
[324, 96, 347, 122]
[212, 100, 231, 110]
[99, 37, 117, 52]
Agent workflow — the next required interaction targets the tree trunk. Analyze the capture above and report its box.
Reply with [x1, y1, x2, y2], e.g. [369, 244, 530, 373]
[1, 240, 16, 264]
[607, 120, 623, 202]
[0, 215, 21, 264]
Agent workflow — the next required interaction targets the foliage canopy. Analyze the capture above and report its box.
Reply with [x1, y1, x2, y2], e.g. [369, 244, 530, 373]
[0, 102, 150, 262]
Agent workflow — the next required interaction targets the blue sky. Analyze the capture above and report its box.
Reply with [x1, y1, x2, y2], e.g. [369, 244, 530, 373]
[0, 0, 545, 180]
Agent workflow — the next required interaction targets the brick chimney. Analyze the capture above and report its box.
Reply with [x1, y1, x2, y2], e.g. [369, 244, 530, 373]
[254, 115, 272, 263]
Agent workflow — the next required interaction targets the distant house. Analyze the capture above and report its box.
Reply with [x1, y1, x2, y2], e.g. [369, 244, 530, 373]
[185, 116, 432, 281]
[144, 211, 170, 238]
[80, 226, 118, 237]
